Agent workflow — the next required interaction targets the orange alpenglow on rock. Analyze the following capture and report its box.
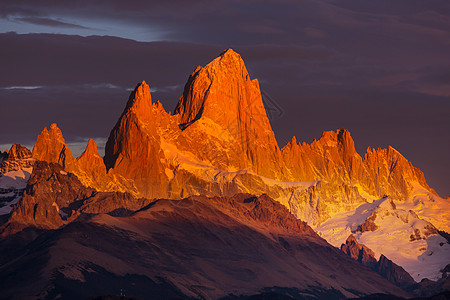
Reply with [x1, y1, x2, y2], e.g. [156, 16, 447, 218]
[173, 49, 285, 179]
[104, 81, 169, 198]
[32, 123, 75, 170]
[7, 144, 32, 160]
[5, 161, 95, 232]
[5, 49, 447, 292]
[28, 48, 443, 228]
[0, 144, 35, 173]
[75, 138, 108, 189]
[281, 128, 434, 201]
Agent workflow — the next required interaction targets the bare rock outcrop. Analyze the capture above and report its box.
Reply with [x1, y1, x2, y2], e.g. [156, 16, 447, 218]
[174, 49, 285, 180]
[282, 129, 435, 202]
[104, 81, 169, 198]
[75, 139, 108, 190]
[25, 49, 443, 228]
[4, 161, 95, 233]
[376, 254, 417, 290]
[341, 234, 378, 269]
[0, 144, 34, 173]
[341, 234, 416, 291]
[32, 123, 75, 170]
[1, 160, 153, 235]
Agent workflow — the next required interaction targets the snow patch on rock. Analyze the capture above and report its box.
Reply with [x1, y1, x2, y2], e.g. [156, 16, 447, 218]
[0, 167, 32, 215]
[316, 196, 450, 282]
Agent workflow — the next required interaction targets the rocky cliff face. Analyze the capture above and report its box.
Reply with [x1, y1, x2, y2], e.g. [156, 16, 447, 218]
[174, 49, 285, 179]
[341, 234, 378, 269]
[0, 192, 410, 300]
[104, 50, 286, 199]
[318, 196, 449, 282]
[2, 160, 152, 236]
[4, 161, 95, 233]
[362, 146, 434, 200]
[75, 139, 108, 190]
[0, 144, 34, 173]
[2, 49, 448, 295]
[376, 254, 417, 290]
[282, 129, 434, 201]
[280, 128, 439, 225]
[0, 144, 35, 217]
[341, 234, 416, 291]
[32, 123, 75, 170]
[3, 144, 31, 161]
[104, 82, 170, 198]
[282, 129, 361, 183]
[31, 124, 140, 197]
[28, 49, 444, 230]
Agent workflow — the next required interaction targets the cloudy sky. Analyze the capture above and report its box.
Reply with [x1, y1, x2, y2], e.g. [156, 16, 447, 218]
[0, 0, 449, 196]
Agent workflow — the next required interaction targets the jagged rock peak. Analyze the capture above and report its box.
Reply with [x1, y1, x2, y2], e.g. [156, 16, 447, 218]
[362, 143, 434, 195]
[210, 48, 245, 70]
[341, 234, 377, 267]
[174, 48, 267, 131]
[365, 145, 402, 156]
[281, 136, 299, 152]
[345, 234, 358, 244]
[0, 144, 34, 173]
[41, 123, 62, 140]
[50, 123, 60, 130]
[312, 128, 358, 157]
[196, 48, 245, 75]
[291, 136, 298, 145]
[35, 123, 65, 144]
[3, 160, 96, 234]
[78, 139, 100, 159]
[32, 123, 74, 169]
[320, 128, 352, 143]
[103, 79, 170, 197]
[377, 255, 416, 290]
[220, 48, 240, 57]
[337, 128, 352, 142]
[47, 123, 65, 142]
[6, 144, 31, 160]
[122, 80, 153, 122]
[171, 48, 284, 179]
[74, 138, 108, 191]
[86, 138, 97, 151]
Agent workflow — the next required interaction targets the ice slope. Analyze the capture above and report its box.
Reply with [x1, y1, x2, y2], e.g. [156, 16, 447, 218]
[316, 196, 450, 281]
[396, 183, 450, 233]
[0, 168, 32, 215]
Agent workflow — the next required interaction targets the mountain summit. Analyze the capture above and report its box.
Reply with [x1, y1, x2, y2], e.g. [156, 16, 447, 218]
[102, 49, 287, 199]
[3, 50, 448, 292]
[32, 123, 75, 170]
[104, 80, 168, 197]
[173, 48, 285, 178]
[22, 49, 444, 228]
[175, 49, 271, 133]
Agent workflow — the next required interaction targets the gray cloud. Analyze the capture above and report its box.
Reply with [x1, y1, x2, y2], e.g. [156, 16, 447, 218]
[14, 16, 91, 29]
[1, 85, 42, 90]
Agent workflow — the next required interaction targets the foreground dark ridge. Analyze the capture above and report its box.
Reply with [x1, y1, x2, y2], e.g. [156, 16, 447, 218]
[0, 162, 409, 299]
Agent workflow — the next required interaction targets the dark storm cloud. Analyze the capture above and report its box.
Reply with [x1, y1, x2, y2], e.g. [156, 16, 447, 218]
[0, 33, 218, 88]
[0, 0, 449, 195]
[0, 33, 331, 145]
[2, 0, 448, 45]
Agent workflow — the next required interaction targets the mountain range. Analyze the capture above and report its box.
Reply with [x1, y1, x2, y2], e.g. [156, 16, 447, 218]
[0, 49, 448, 299]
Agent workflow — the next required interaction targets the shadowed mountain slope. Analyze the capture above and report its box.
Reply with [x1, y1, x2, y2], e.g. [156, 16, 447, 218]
[0, 192, 409, 299]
